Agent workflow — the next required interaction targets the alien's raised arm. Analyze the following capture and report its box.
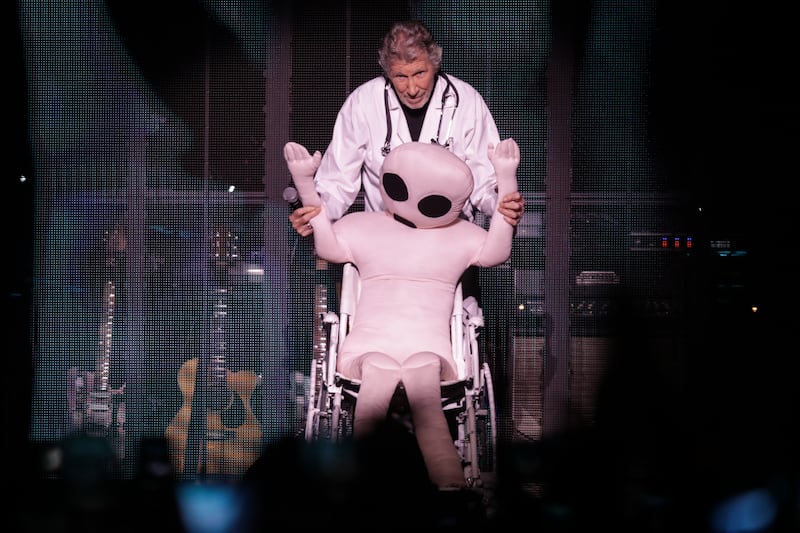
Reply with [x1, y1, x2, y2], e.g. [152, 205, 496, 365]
[283, 142, 352, 263]
[283, 141, 322, 207]
[490, 138, 520, 202]
[475, 138, 520, 267]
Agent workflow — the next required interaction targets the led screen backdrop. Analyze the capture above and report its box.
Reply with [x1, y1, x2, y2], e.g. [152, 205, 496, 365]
[15, 0, 792, 487]
[19, 0, 671, 480]
[22, 0, 296, 480]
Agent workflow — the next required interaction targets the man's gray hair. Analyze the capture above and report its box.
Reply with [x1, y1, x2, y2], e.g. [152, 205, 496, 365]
[378, 20, 443, 75]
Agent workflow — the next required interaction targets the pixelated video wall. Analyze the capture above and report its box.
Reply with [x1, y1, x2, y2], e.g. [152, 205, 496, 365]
[22, 0, 686, 480]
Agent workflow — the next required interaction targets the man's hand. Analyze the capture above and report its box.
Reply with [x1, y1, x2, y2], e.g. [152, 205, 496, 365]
[289, 205, 322, 237]
[498, 192, 525, 226]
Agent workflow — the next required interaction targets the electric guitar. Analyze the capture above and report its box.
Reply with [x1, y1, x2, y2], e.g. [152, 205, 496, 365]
[302, 257, 330, 438]
[66, 225, 126, 460]
[165, 227, 262, 479]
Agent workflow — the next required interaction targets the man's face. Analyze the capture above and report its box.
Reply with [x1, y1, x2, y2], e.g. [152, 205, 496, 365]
[388, 56, 437, 109]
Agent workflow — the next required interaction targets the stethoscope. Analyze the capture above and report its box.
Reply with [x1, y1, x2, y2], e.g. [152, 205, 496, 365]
[381, 72, 460, 157]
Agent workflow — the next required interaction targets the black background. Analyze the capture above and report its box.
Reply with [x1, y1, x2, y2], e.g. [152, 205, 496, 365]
[7, 1, 799, 530]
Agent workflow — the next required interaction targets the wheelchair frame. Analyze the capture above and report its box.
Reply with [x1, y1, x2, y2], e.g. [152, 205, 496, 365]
[304, 263, 498, 492]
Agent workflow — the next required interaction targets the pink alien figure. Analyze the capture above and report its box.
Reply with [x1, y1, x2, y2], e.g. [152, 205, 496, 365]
[284, 139, 519, 489]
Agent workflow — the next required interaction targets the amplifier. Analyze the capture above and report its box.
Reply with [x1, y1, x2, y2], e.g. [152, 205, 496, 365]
[508, 335, 545, 443]
[508, 334, 614, 439]
[567, 336, 613, 429]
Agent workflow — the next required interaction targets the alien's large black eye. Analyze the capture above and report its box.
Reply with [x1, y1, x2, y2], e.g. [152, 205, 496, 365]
[418, 195, 451, 218]
[382, 173, 408, 201]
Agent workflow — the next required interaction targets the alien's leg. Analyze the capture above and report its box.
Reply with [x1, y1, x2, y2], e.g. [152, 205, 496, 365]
[402, 351, 466, 489]
[352, 352, 401, 438]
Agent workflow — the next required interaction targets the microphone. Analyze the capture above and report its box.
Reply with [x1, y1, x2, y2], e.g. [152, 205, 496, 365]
[282, 186, 302, 211]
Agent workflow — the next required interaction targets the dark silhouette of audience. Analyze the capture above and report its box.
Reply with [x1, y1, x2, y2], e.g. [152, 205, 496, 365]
[12, 276, 798, 532]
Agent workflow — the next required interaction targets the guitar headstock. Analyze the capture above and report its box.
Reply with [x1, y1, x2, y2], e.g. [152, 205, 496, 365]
[103, 223, 127, 266]
[212, 226, 240, 270]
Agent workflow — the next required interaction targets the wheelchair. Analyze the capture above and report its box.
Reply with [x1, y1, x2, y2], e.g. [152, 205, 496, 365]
[304, 263, 498, 497]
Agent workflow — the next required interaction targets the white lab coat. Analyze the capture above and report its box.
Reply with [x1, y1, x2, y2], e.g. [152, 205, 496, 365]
[314, 73, 501, 222]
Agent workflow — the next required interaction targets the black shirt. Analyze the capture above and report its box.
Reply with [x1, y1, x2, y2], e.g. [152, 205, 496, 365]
[400, 98, 429, 142]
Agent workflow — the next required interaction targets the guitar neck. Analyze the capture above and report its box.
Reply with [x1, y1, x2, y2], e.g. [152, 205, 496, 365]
[209, 287, 229, 395]
[94, 279, 115, 395]
[312, 259, 328, 361]
[94, 224, 126, 396]
[206, 227, 238, 407]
